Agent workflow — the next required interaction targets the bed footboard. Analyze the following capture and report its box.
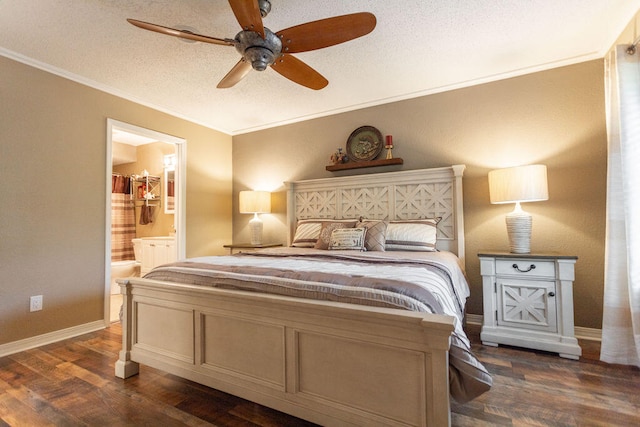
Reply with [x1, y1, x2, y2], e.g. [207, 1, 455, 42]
[115, 278, 454, 427]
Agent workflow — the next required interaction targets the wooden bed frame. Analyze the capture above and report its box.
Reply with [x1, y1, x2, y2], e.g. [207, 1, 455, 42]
[116, 165, 466, 427]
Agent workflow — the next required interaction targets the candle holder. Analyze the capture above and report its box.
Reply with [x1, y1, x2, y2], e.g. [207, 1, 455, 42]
[385, 145, 393, 159]
[385, 135, 394, 159]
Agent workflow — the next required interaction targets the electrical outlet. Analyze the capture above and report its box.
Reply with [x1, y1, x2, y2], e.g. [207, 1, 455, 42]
[30, 295, 43, 312]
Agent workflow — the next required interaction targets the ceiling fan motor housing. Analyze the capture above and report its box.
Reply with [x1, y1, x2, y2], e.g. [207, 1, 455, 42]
[235, 28, 282, 71]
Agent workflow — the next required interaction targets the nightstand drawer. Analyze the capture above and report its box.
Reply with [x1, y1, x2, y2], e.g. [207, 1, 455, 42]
[495, 259, 555, 278]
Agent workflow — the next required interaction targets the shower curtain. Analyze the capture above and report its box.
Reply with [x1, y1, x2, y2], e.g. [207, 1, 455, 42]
[111, 174, 136, 261]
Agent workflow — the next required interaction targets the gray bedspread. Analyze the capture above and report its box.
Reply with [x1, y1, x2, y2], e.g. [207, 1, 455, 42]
[143, 247, 492, 403]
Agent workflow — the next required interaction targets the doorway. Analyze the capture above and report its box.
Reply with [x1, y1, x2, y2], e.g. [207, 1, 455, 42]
[105, 119, 186, 325]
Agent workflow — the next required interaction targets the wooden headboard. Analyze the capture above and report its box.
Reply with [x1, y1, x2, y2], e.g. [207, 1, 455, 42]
[286, 165, 466, 265]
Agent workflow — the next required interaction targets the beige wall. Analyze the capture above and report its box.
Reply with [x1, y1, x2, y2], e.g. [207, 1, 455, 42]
[0, 55, 232, 345]
[232, 60, 607, 330]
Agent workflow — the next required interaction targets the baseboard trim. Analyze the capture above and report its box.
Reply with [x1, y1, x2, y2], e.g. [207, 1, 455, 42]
[465, 313, 601, 342]
[574, 326, 602, 341]
[0, 320, 106, 358]
[466, 313, 484, 326]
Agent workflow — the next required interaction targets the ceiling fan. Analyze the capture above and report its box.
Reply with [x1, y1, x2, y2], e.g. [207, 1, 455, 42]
[127, 0, 376, 90]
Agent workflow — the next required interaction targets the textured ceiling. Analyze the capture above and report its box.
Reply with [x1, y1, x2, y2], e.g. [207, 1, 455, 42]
[1, 1, 639, 135]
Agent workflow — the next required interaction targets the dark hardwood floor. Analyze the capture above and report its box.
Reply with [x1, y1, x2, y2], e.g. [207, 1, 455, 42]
[0, 322, 638, 426]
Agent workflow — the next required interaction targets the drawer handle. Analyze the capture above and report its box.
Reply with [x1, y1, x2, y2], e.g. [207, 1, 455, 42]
[512, 263, 536, 273]
[548, 292, 556, 297]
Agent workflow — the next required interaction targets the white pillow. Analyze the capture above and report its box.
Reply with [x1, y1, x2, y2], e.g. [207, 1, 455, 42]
[385, 218, 441, 251]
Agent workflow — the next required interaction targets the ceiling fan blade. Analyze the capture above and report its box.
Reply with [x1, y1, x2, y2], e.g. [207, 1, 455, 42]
[276, 12, 376, 53]
[270, 54, 328, 90]
[217, 59, 253, 88]
[127, 19, 235, 46]
[228, 0, 265, 38]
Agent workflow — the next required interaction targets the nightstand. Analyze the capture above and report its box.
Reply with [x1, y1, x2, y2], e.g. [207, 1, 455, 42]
[478, 251, 582, 359]
[223, 243, 283, 254]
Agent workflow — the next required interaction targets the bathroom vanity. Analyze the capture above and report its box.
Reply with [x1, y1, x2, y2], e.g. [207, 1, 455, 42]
[139, 236, 176, 275]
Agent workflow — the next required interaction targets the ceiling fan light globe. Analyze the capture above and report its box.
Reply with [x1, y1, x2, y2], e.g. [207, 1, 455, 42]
[245, 47, 274, 71]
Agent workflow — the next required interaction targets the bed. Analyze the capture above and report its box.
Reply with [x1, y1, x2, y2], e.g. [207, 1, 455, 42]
[115, 165, 491, 427]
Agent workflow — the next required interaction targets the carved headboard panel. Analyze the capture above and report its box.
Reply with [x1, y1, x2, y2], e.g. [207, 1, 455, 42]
[286, 165, 466, 265]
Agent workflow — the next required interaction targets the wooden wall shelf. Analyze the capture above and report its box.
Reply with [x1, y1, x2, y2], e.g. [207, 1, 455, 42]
[326, 158, 403, 171]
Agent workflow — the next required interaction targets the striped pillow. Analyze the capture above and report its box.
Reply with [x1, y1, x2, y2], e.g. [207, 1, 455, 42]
[291, 219, 324, 247]
[385, 218, 441, 251]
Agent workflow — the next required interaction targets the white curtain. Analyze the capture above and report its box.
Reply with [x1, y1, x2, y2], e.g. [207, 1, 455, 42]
[601, 45, 640, 367]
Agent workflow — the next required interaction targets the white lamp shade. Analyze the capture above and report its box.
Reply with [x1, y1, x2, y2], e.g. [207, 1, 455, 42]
[239, 190, 271, 214]
[488, 164, 548, 204]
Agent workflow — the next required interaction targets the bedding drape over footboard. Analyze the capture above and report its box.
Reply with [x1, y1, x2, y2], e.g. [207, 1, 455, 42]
[143, 248, 492, 402]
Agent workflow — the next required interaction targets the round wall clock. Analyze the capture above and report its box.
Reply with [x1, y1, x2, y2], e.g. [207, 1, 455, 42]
[346, 126, 383, 161]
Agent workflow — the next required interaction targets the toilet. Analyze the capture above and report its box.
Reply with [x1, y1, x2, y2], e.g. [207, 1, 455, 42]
[132, 238, 142, 264]
[110, 238, 142, 295]
[110, 260, 138, 294]
[110, 239, 143, 322]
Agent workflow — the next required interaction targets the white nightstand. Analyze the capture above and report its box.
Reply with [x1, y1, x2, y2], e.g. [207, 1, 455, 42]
[478, 251, 582, 359]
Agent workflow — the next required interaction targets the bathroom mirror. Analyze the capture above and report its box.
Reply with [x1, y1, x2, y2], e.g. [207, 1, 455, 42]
[164, 167, 175, 214]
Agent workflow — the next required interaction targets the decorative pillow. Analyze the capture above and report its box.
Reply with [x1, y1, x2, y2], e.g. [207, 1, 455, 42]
[291, 219, 324, 247]
[314, 221, 357, 249]
[328, 227, 367, 251]
[385, 218, 441, 251]
[356, 220, 388, 251]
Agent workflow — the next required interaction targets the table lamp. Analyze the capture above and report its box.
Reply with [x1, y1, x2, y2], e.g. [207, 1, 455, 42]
[488, 165, 548, 254]
[239, 190, 271, 245]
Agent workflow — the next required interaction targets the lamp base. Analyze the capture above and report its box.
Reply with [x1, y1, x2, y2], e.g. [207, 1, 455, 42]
[249, 213, 263, 245]
[506, 203, 532, 254]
